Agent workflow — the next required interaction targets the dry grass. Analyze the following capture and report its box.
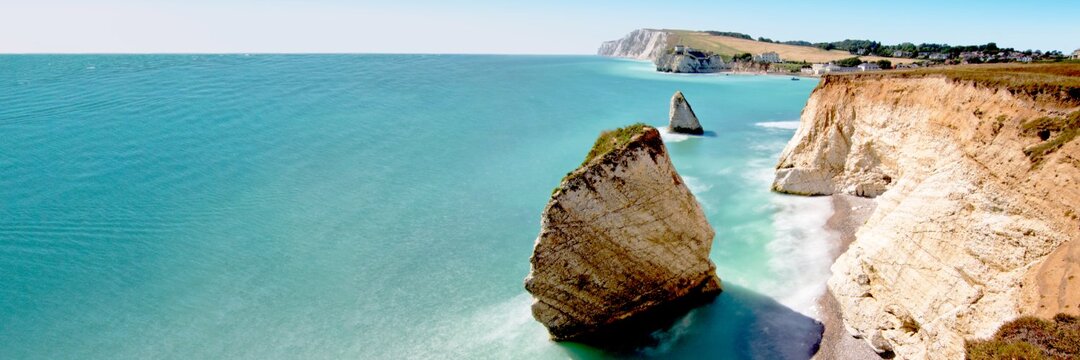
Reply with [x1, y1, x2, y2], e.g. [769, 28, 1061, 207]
[966, 314, 1080, 360]
[665, 30, 915, 64]
[1021, 111, 1080, 166]
[830, 62, 1080, 105]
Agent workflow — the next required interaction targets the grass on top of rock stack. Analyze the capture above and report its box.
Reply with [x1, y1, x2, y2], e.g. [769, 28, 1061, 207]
[965, 313, 1080, 360]
[551, 123, 653, 196]
[580, 123, 652, 167]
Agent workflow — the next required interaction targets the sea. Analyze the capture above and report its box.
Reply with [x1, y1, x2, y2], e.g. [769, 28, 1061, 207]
[0, 55, 835, 359]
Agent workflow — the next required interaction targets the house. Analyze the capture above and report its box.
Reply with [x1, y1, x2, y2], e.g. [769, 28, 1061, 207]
[673, 45, 687, 54]
[857, 63, 881, 71]
[810, 63, 857, 75]
[893, 50, 913, 58]
[928, 53, 949, 61]
[1073, 49, 1080, 59]
[754, 51, 782, 63]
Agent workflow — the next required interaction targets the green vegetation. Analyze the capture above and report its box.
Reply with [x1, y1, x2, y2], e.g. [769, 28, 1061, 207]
[835, 63, 1080, 105]
[1021, 111, 1080, 166]
[876, 59, 892, 70]
[701, 30, 752, 40]
[732, 52, 753, 62]
[965, 314, 1080, 360]
[836, 56, 863, 67]
[551, 123, 652, 196]
[581, 123, 650, 167]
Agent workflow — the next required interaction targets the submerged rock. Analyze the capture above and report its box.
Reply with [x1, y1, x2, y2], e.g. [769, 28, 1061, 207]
[669, 91, 705, 135]
[524, 123, 721, 347]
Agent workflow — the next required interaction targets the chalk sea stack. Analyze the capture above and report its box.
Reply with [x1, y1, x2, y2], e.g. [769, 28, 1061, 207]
[524, 123, 721, 347]
[669, 91, 704, 135]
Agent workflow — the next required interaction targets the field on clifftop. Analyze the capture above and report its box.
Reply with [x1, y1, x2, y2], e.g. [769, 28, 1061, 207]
[665, 30, 915, 64]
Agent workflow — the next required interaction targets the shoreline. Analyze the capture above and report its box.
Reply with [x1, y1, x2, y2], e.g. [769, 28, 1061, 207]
[813, 194, 880, 360]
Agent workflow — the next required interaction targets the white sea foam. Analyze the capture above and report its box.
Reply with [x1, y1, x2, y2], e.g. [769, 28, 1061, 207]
[682, 176, 712, 195]
[754, 121, 801, 130]
[741, 145, 838, 321]
[658, 127, 691, 142]
[762, 195, 837, 320]
[411, 294, 556, 358]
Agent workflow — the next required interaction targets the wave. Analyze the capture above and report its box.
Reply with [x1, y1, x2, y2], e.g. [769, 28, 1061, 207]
[658, 126, 691, 142]
[763, 195, 837, 320]
[407, 293, 557, 358]
[682, 176, 713, 195]
[754, 121, 801, 130]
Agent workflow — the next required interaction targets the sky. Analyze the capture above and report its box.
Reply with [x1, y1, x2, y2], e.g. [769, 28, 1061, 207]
[1, 0, 1077, 54]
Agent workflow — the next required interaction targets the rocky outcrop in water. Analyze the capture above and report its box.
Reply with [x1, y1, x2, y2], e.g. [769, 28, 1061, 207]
[669, 91, 704, 135]
[525, 124, 722, 345]
[773, 73, 1080, 359]
[654, 49, 726, 73]
[597, 29, 670, 60]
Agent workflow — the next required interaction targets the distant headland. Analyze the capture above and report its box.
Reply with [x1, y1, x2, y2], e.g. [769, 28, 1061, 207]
[599, 29, 1077, 75]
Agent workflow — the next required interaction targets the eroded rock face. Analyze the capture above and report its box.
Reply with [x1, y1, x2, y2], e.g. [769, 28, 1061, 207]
[669, 91, 705, 135]
[655, 53, 726, 74]
[524, 125, 721, 345]
[774, 74, 1080, 359]
[597, 29, 670, 61]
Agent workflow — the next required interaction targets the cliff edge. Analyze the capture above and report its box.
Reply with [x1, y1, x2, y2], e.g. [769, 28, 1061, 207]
[525, 124, 722, 346]
[597, 29, 670, 60]
[773, 64, 1080, 359]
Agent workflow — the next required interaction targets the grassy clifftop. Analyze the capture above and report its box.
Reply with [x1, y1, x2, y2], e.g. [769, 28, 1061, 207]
[664, 30, 914, 64]
[829, 62, 1080, 105]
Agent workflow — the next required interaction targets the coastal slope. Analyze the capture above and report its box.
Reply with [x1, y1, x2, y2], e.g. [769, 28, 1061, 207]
[773, 64, 1080, 359]
[598, 28, 912, 64]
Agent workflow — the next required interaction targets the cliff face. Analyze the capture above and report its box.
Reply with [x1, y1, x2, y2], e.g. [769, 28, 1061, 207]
[774, 75, 1080, 359]
[597, 29, 670, 60]
[525, 125, 721, 345]
[654, 53, 726, 73]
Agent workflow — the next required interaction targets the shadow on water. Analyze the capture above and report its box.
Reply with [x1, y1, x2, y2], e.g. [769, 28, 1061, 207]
[556, 284, 823, 360]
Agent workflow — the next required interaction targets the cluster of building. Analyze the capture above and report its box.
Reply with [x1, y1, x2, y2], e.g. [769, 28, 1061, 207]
[955, 51, 1034, 63]
[800, 63, 882, 76]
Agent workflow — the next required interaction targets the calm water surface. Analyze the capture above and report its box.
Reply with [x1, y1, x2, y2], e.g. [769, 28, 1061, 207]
[0, 55, 831, 359]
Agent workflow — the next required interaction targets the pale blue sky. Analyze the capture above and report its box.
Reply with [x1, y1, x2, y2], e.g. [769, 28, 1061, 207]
[1, 0, 1077, 53]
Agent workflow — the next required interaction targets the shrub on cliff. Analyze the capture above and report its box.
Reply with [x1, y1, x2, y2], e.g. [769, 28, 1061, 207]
[965, 313, 1080, 360]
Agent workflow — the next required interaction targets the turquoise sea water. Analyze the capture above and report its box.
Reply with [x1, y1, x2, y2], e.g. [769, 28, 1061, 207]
[1, 55, 831, 359]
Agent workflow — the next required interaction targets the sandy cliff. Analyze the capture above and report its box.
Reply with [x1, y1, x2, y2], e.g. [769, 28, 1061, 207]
[773, 70, 1080, 359]
[525, 124, 722, 346]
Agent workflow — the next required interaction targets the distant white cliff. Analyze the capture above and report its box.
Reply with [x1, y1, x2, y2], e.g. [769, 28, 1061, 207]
[597, 29, 670, 60]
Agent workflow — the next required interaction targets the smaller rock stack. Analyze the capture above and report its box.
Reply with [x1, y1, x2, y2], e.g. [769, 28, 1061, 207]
[669, 91, 705, 135]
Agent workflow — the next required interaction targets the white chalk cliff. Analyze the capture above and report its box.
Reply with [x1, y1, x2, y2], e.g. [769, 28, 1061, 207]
[525, 124, 721, 345]
[597, 29, 671, 60]
[774, 74, 1080, 359]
